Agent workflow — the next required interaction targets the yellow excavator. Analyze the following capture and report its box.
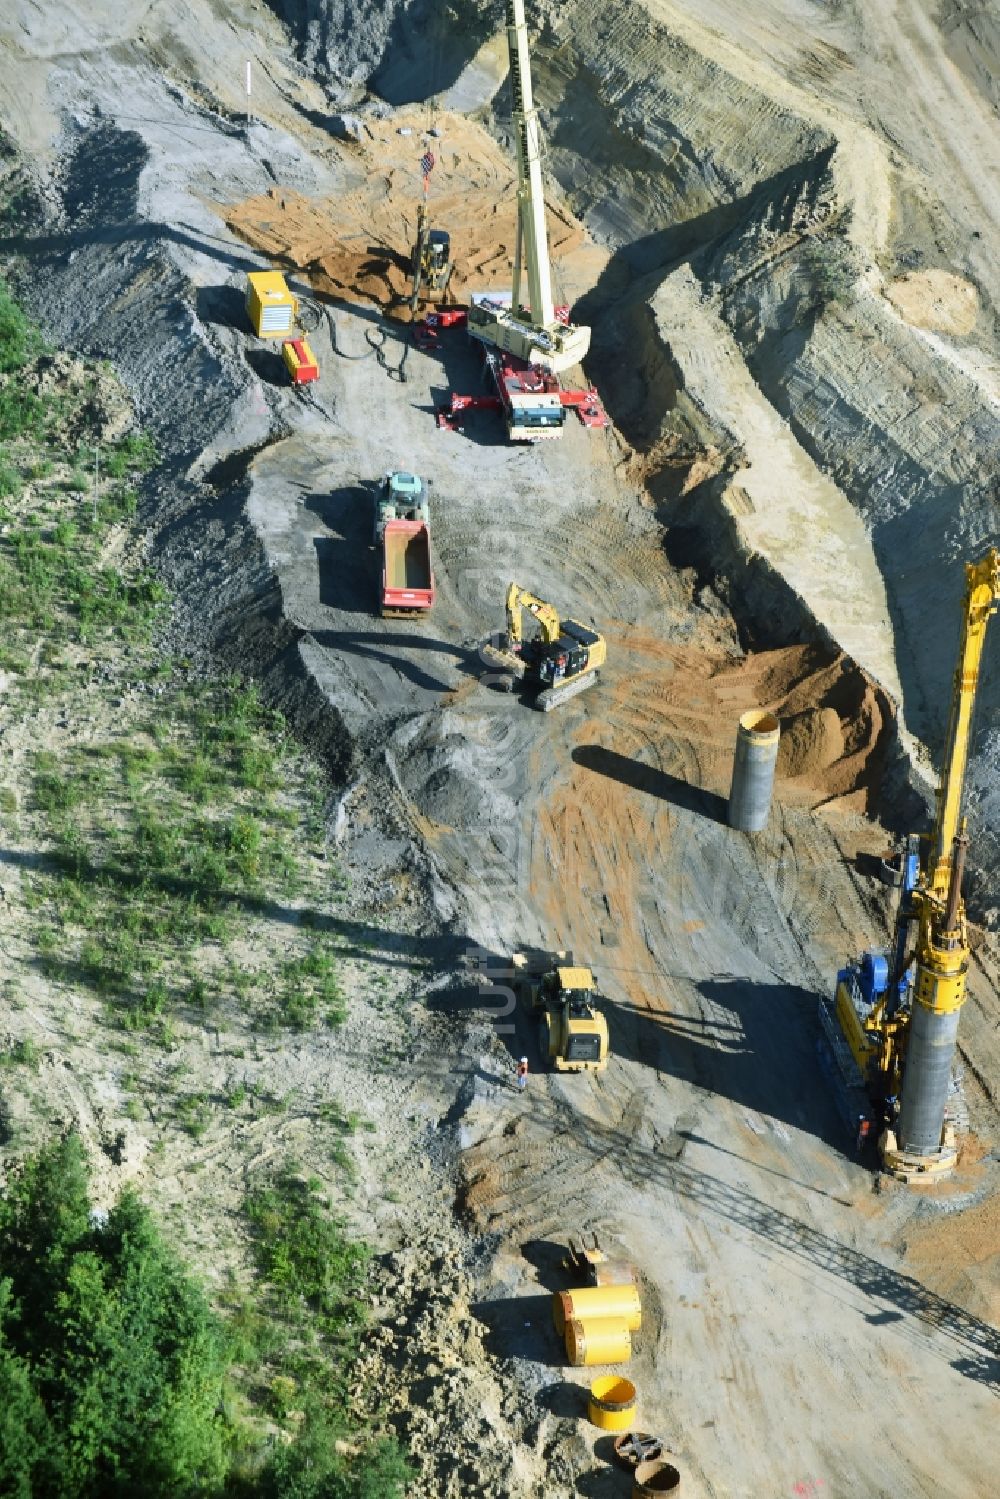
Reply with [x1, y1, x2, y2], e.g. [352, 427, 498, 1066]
[480, 582, 606, 711]
[820, 547, 1000, 1178]
[409, 203, 453, 314]
[513, 950, 610, 1072]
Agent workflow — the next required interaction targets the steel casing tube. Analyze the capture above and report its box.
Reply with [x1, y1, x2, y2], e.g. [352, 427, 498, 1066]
[897, 1003, 960, 1155]
[728, 711, 780, 832]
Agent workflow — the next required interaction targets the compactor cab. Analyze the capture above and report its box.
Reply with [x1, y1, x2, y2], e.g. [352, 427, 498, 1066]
[513, 950, 609, 1073]
[374, 470, 431, 543]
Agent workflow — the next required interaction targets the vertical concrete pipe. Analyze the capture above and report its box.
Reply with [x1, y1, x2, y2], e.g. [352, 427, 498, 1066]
[896, 1001, 961, 1155]
[553, 1282, 642, 1335]
[897, 836, 968, 1158]
[728, 710, 780, 832]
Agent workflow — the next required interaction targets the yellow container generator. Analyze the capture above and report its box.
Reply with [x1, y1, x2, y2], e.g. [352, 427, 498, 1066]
[282, 337, 319, 385]
[246, 271, 298, 337]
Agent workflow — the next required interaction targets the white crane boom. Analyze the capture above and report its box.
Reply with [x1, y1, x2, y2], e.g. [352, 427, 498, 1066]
[467, 0, 591, 374]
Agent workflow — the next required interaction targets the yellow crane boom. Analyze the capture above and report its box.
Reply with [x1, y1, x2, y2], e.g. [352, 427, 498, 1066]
[927, 548, 1000, 898]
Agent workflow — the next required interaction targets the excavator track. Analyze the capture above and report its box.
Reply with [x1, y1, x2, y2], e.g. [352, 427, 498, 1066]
[537, 669, 599, 712]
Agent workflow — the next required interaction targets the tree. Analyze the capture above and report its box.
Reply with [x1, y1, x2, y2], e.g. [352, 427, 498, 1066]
[0, 1134, 229, 1497]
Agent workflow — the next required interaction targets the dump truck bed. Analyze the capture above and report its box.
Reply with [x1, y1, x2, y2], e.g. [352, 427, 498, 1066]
[381, 520, 434, 615]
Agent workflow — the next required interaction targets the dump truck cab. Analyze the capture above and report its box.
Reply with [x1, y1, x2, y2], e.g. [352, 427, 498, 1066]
[513, 950, 610, 1073]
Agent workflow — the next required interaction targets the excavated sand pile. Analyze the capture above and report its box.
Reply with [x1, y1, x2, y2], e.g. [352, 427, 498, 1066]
[777, 707, 844, 780]
[224, 108, 590, 319]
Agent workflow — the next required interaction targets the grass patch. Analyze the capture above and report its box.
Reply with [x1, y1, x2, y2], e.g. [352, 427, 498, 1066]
[245, 1170, 369, 1379]
[1, 1037, 41, 1069]
[28, 677, 339, 1031]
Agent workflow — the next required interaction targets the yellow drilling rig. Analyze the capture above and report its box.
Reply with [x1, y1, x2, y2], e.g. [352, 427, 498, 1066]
[819, 548, 1000, 1178]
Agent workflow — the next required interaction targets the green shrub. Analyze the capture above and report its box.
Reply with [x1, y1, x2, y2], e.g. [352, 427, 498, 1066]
[258, 1406, 414, 1499]
[245, 1171, 368, 1346]
[0, 452, 20, 497]
[0, 275, 39, 373]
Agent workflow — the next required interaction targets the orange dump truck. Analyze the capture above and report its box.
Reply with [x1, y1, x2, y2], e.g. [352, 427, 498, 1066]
[381, 519, 434, 617]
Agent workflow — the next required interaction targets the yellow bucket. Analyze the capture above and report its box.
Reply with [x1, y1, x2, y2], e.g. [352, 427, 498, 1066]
[589, 1374, 637, 1430]
[554, 1282, 642, 1334]
[565, 1316, 631, 1367]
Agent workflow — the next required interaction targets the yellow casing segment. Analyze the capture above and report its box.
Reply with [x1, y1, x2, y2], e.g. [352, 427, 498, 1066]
[246, 271, 299, 337]
[564, 1316, 631, 1367]
[911, 903, 969, 1015]
[588, 1374, 638, 1431]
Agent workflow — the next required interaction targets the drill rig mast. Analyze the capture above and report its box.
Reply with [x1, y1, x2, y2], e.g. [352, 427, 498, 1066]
[884, 547, 1000, 1177]
[821, 548, 1000, 1178]
[467, 0, 590, 374]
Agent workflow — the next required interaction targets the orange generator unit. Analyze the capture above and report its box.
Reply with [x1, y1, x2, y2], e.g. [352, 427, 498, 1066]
[282, 338, 319, 385]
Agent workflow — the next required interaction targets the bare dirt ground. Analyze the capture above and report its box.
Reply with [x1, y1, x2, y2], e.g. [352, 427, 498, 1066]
[0, 0, 999, 1495]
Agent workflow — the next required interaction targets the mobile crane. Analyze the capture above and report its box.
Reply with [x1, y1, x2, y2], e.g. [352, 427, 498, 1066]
[480, 582, 606, 711]
[819, 548, 1000, 1178]
[466, 0, 591, 376]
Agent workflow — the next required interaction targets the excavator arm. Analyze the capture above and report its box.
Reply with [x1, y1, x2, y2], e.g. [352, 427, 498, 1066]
[505, 582, 562, 646]
[928, 548, 1000, 898]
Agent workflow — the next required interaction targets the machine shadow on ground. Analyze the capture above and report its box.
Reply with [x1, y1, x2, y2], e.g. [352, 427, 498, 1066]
[195, 282, 251, 332]
[434, 959, 847, 1149]
[522, 1092, 1000, 1393]
[472, 1294, 561, 1366]
[571, 743, 728, 821]
[310, 625, 476, 693]
[613, 975, 846, 1147]
[245, 346, 287, 386]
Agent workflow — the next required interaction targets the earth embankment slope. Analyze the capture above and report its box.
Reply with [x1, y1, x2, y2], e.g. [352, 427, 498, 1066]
[505, 0, 1000, 911]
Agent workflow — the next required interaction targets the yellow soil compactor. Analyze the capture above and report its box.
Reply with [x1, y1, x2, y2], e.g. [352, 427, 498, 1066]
[513, 950, 609, 1072]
